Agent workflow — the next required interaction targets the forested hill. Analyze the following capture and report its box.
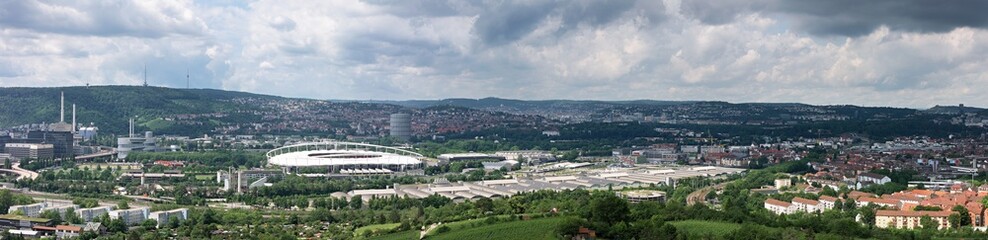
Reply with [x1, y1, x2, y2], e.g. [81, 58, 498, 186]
[0, 86, 282, 133]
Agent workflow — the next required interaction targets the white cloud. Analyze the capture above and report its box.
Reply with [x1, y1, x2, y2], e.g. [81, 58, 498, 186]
[0, 0, 987, 108]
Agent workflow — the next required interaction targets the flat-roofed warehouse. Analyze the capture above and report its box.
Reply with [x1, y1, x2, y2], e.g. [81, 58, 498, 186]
[345, 166, 745, 202]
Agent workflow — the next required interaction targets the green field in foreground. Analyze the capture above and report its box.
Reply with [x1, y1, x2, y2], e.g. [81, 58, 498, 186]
[366, 230, 419, 240]
[355, 223, 401, 238]
[670, 220, 742, 238]
[427, 216, 572, 240]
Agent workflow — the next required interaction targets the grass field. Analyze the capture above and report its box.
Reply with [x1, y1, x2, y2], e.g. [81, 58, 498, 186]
[427, 216, 571, 240]
[194, 174, 214, 180]
[366, 230, 419, 240]
[670, 220, 742, 238]
[355, 223, 401, 238]
[422, 217, 488, 236]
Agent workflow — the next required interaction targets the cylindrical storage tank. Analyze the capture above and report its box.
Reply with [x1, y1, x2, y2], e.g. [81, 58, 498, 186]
[389, 113, 411, 141]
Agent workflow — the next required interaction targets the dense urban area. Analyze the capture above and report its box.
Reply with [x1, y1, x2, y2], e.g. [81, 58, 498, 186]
[0, 86, 987, 239]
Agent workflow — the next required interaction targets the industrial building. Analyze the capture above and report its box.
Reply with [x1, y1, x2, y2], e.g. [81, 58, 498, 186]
[4, 143, 54, 159]
[78, 125, 98, 141]
[348, 166, 744, 202]
[389, 113, 411, 141]
[437, 153, 505, 164]
[217, 169, 284, 193]
[26, 130, 73, 159]
[116, 118, 157, 159]
[619, 190, 666, 203]
[494, 150, 556, 164]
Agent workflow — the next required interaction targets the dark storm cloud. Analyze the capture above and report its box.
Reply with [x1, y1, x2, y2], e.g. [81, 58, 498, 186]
[680, 0, 769, 25]
[362, 0, 482, 17]
[681, 0, 988, 36]
[0, 0, 204, 38]
[472, 0, 649, 46]
[472, 0, 559, 46]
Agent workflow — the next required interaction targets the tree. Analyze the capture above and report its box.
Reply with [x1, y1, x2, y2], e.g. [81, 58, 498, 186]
[64, 208, 83, 224]
[951, 205, 971, 227]
[40, 210, 63, 224]
[474, 197, 494, 213]
[107, 218, 126, 233]
[588, 193, 629, 225]
[949, 213, 963, 229]
[820, 187, 838, 197]
[350, 196, 363, 209]
[859, 207, 876, 228]
[843, 198, 857, 211]
[920, 216, 938, 231]
[116, 200, 130, 210]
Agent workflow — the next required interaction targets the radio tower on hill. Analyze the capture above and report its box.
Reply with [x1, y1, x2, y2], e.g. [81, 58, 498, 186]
[143, 64, 149, 87]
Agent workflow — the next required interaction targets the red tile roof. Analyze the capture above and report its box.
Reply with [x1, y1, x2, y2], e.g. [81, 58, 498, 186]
[818, 195, 839, 202]
[765, 198, 791, 207]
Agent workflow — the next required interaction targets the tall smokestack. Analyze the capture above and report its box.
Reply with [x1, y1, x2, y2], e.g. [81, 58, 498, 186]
[72, 104, 76, 133]
[60, 91, 65, 123]
[129, 118, 134, 137]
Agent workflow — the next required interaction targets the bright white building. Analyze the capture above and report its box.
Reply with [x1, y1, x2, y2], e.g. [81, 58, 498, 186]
[764, 198, 792, 215]
[791, 197, 820, 213]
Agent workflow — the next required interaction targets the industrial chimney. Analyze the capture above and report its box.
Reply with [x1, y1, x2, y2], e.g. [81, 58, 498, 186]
[72, 104, 76, 133]
[60, 91, 65, 123]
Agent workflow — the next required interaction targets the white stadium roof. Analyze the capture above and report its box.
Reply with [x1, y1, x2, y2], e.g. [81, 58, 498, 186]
[268, 150, 421, 167]
[266, 142, 423, 167]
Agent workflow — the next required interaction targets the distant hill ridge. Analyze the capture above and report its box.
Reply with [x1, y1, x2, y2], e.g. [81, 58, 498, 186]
[0, 86, 282, 132]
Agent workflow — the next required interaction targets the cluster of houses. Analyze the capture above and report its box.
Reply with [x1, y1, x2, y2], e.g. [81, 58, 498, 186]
[765, 186, 988, 230]
[1, 202, 188, 238]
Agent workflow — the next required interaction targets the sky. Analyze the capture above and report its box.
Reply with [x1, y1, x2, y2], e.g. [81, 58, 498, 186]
[1, 0, 987, 108]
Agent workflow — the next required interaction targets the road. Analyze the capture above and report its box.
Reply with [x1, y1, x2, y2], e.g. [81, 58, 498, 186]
[686, 182, 729, 206]
[8, 188, 150, 208]
[0, 162, 40, 180]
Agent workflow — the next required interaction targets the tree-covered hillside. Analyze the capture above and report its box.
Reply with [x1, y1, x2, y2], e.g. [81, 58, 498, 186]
[0, 86, 281, 135]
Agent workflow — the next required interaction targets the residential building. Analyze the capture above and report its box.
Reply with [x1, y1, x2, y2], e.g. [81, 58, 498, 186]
[818, 195, 839, 210]
[791, 197, 821, 213]
[108, 208, 149, 226]
[148, 208, 188, 228]
[875, 210, 950, 230]
[76, 206, 112, 222]
[774, 178, 792, 189]
[857, 173, 892, 185]
[8, 202, 48, 218]
[857, 197, 900, 209]
[764, 198, 792, 215]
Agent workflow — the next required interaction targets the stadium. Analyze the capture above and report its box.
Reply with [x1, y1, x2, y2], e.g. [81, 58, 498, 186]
[266, 142, 424, 176]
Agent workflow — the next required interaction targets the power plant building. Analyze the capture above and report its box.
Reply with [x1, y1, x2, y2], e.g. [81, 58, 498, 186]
[26, 130, 73, 158]
[389, 113, 411, 141]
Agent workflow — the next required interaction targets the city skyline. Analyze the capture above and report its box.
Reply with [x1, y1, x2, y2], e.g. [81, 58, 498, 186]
[1, 0, 987, 108]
